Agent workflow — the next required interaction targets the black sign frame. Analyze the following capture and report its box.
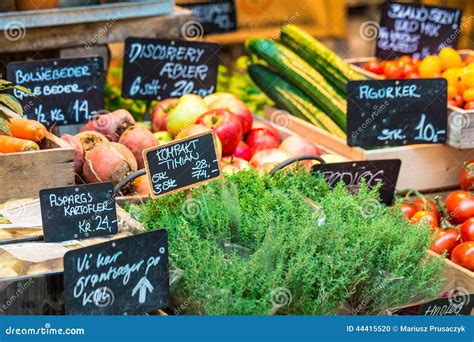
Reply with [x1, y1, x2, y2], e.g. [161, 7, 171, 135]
[180, 0, 237, 35]
[312, 159, 401, 205]
[376, 2, 462, 60]
[143, 131, 222, 198]
[39, 182, 118, 242]
[347, 78, 447, 147]
[64, 230, 169, 315]
[121, 37, 219, 101]
[6, 57, 105, 127]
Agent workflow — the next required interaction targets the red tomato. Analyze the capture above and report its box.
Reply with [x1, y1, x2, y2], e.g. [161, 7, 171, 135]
[364, 61, 384, 75]
[460, 160, 474, 191]
[411, 197, 438, 217]
[399, 55, 412, 65]
[445, 190, 474, 224]
[411, 210, 438, 229]
[401, 202, 417, 219]
[460, 217, 474, 242]
[448, 94, 464, 108]
[464, 55, 474, 65]
[405, 72, 420, 79]
[451, 242, 474, 271]
[411, 57, 421, 68]
[384, 61, 404, 79]
[430, 228, 461, 255]
[464, 101, 474, 110]
[403, 63, 417, 76]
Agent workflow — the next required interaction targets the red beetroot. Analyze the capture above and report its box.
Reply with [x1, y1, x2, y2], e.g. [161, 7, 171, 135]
[234, 141, 253, 161]
[82, 142, 137, 185]
[245, 128, 280, 154]
[151, 98, 178, 132]
[118, 126, 159, 169]
[80, 109, 136, 142]
[75, 131, 109, 153]
[61, 134, 84, 174]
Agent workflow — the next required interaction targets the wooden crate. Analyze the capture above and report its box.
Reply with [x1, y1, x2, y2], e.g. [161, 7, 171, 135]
[264, 107, 474, 191]
[0, 132, 75, 203]
[347, 51, 474, 150]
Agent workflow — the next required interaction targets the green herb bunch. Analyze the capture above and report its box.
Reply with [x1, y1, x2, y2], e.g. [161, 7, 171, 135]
[0, 79, 32, 134]
[131, 169, 443, 315]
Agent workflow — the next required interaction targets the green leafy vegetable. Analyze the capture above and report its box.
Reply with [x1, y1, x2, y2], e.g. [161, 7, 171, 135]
[130, 170, 443, 315]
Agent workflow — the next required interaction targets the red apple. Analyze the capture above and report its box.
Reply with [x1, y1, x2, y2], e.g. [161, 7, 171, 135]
[196, 109, 243, 156]
[245, 128, 280, 154]
[208, 97, 253, 134]
[250, 148, 291, 169]
[279, 136, 320, 157]
[151, 98, 178, 132]
[234, 140, 252, 161]
[250, 120, 279, 140]
[175, 124, 223, 158]
[221, 156, 250, 175]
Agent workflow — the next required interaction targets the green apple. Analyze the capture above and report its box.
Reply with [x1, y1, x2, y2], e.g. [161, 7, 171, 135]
[166, 94, 208, 136]
[153, 131, 173, 144]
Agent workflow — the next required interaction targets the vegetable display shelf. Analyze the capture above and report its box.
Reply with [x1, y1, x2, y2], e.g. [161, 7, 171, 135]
[346, 50, 474, 150]
[0, 4, 192, 54]
[264, 107, 474, 192]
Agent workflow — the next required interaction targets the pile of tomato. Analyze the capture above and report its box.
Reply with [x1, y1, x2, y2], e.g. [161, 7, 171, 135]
[363, 48, 474, 110]
[400, 161, 474, 272]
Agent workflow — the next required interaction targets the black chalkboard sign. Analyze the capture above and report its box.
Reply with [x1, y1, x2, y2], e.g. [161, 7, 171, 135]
[419, 294, 473, 316]
[64, 230, 169, 315]
[376, 2, 462, 60]
[180, 0, 237, 35]
[347, 79, 447, 147]
[143, 131, 221, 198]
[39, 182, 118, 242]
[122, 37, 219, 101]
[6, 57, 105, 127]
[312, 159, 401, 205]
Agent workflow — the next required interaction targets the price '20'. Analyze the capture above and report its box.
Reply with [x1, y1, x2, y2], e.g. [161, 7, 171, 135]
[170, 80, 214, 97]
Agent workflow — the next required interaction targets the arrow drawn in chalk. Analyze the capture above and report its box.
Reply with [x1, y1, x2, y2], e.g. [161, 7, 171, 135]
[132, 276, 154, 304]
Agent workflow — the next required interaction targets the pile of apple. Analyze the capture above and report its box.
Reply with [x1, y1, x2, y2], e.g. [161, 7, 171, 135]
[64, 92, 338, 195]
[150, 92, 328, 176]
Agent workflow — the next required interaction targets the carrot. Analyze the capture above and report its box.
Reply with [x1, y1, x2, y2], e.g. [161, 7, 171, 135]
[0, 135, 39, 153]
[8, 117, 47, 142]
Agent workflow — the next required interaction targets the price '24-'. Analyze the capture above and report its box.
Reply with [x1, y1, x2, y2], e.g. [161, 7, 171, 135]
[414, 114, 446, 143]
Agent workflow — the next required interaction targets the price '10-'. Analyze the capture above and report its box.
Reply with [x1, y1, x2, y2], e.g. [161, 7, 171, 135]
[414, 114, 446, 143]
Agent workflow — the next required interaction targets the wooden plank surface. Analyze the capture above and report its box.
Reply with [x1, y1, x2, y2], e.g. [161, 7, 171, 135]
[0, 134, 74, 203]
[0, 7, 193, 53]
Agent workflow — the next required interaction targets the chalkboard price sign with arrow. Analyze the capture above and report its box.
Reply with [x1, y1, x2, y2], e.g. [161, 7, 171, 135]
[64, 230, 169, 315]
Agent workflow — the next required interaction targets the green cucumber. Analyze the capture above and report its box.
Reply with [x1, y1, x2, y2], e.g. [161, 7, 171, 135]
[281, 24, 365, 93]
[248, 64, 346, 139]
[245, 38, 347, 130]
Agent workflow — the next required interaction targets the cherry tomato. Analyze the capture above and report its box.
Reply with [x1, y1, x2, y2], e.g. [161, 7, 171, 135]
[405, 72, 420, 79]
[364, 61, 384, 75]
[403, 63, 416, 76]
[460, 217, 474, 242]
[463, 89, 474, 102]
[411, 197, 438, 217]
[447, 85, 458, 99]
[464, 101, 474, 110]
[460, 160, 474, 191]
[401, 202, 417, 219]
[448, 94, 464, 108]
[451, 242, 474, 271]
[399, 55, 412, 65]
[419, 56, 442, 78]
[430, 228, 461, 255]
[411, 57, 421, 68]
[384, 61, 404, 79]
[411, 210, 438, 229]
[445, 190, 474, 224]
[464, 55, 474, 66]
